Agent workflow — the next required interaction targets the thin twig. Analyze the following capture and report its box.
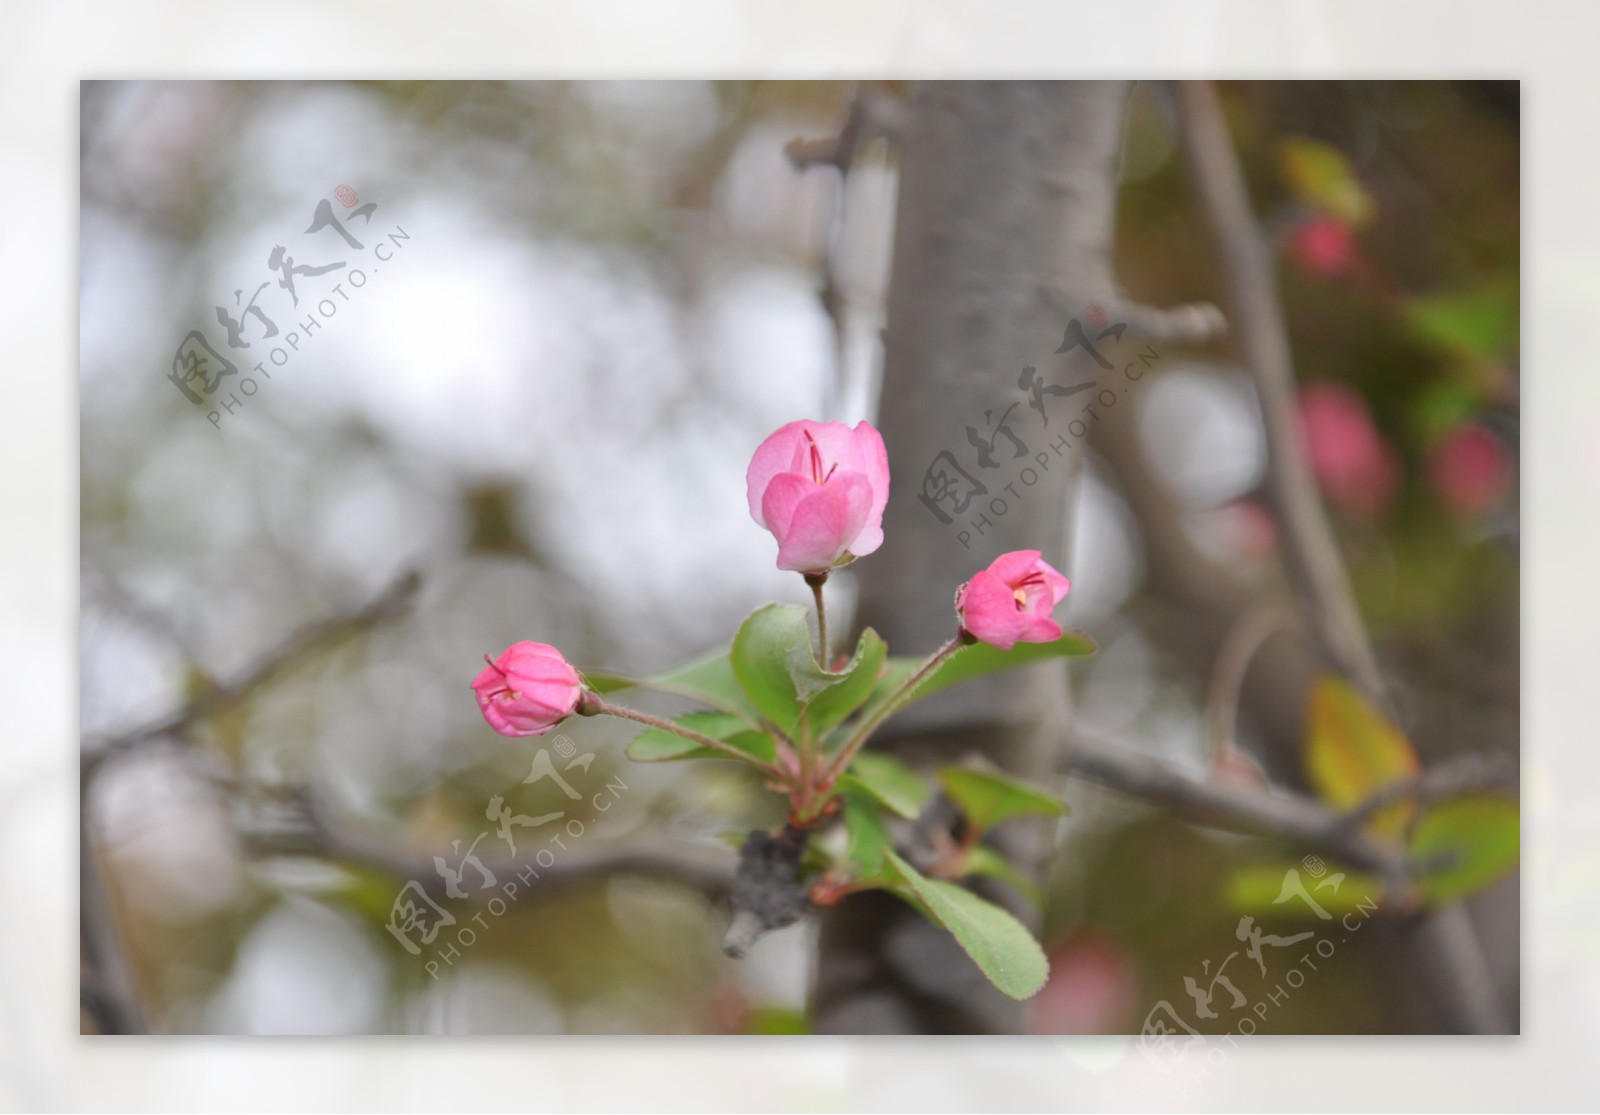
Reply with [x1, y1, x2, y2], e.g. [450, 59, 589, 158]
[1065, 731, 1407, 883]
[588, 696, 783, 777]
[1205, 601, 1297, 765]
[243, 790, 735, 904]
[1338, 751, 1519, 833]
[82, 570, 422, 781]
[823, 633, 966, 784]
[1114, 298, 1229, 345]
[1175, 82, 1385, 705]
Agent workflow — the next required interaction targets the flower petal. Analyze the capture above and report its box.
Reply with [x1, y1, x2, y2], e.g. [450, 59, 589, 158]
[774, 472, 872, 572]
[745, 421, 812, 526]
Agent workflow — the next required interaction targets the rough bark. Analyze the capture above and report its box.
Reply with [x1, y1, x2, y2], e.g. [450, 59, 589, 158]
[812, 81, 1129, 1035]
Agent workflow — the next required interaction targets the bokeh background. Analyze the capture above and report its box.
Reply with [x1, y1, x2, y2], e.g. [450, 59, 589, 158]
[79, 80, 1518, 1036]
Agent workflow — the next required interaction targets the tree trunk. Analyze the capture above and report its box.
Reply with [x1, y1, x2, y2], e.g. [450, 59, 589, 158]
[812, 81, 1129, 1035]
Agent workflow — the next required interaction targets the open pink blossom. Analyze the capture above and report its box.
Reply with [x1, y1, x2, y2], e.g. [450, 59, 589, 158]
[956, 550, 1071, 651]
[471, 641, 582, 737]
[745, 419, 890, 573]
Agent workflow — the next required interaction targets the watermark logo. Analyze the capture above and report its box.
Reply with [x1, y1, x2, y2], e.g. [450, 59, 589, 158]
[1138, 865, 1379, 1091]
[917, 308, 1163, 547]
[382, 734, 628, 979]
[167, 188, 412, 428]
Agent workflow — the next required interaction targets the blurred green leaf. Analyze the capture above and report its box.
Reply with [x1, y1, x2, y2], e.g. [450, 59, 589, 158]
[625, 710, 777, 765]
[1411, 794, 1520, 906]
[1305, 675, 1420, 839]
[884, 851, 1049, 1001]
[745, 1006, 810, 1035]
[1412, 379, 1483, 442]
[1226, 862, 1385, 917]
[842, 791, 894, 878]
[1402, 282, 1518, 362]
[961, 844, 1043, 908]
[1279, 136, 1375, 226]
[840, 752, 929, 820]
[937, 765, 1066, 834]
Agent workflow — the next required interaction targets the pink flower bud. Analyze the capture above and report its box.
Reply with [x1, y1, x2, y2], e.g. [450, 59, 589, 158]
[745, 419, 891, 573]
[1428, 422, 1511, 517]
[471, 641, 582, 737]
[1297, 380, 1399, 519]
[1286, 214, 1357, 280]
[955, 550, 1071, 651]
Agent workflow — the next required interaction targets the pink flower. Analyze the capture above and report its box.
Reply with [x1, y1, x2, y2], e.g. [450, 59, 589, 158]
[1286, 214, 1357, 280]
[956, 550, 1071, 651]
[746, 419, 890, 573]
[1297, 380, 1399, 519]
[1428, 422, 1511, 516]
[471, 641, 582, 737]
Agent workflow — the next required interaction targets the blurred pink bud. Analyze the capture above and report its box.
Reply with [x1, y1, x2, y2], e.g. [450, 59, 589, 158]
[1428, 422, 1511, 516]
[1297, 380, 1399, 518]
[471, 641, 582, 737]
[1286, 214, 1357, 279]
[1029, 931, 1137, 1034]
[746, 419, 890, 573]
[1216, 498, 1279, 562]
[956, 550, 1071, 651]
[1210, 746, 1270, 791]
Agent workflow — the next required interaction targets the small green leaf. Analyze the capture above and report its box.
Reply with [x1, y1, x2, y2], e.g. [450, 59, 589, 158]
[1411, 794, 1520, 906]
[960, 844, 1043, 908]
[842, 792, 894, 878]
[937, 765, 1066, 834]
[730, 604, 812, 733]
[582, 650, 762, 725]
[805, 628, 888, 737]
[1226, 862, 1385, 918]
[1304, 675, 1420, 840]
[840, 752, 929, 820]
[625, 711, 777, 766]
[883, 851, 1049, 1001]
[745, 1006, 809, 1035]
[866, 630, 1097, 721]
[1402, 282, 1518, 362]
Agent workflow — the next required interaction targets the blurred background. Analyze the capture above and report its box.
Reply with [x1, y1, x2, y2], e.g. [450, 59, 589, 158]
[79, 80, 1518, 1035]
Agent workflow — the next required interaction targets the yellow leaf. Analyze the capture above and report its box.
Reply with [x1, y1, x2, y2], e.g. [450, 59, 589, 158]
[1304, 675, 1420, 840]
[1279, 137, 1376, 228]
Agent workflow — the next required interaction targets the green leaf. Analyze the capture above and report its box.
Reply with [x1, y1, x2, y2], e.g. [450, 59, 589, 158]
[960, 844, 1043, 908]
[1226, 862, 1385, 918]
[1304, 675, 1420, 840]
[745, 1006, 809, 1035]
[937, 765, 1066, 834]
[730, 604, 814, 734]
[1278, 136, 1375, 227]
[805, 627, 888, 737]
[842, 792, 894, 878]
[1411, 795, 1520, 906]
[1402, 281, 1518, 362]
[883, 851, 1049, 1001]
[582, 649, 761, 726]
[625, 711, 777, 766]
[865, 630, 1097, 721]
[839, 752, 929, 820]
